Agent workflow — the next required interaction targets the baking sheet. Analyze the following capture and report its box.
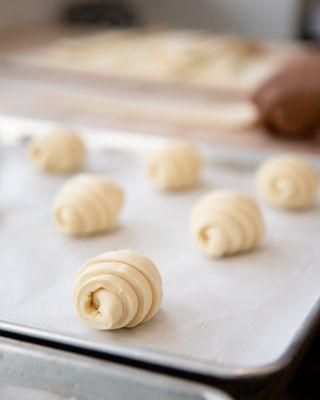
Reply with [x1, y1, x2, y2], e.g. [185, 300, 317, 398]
[1, 143, 320, 377]
[0, 337, 232, 400]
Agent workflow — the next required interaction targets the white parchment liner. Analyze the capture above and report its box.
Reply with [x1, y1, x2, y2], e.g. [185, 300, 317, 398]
[1, 146, 319, 370]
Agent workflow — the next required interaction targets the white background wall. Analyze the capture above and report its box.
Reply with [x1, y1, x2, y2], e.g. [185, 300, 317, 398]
[0, 0, 301, 39]
[0, 0, 75, 32]
[134, 0, 301, 39]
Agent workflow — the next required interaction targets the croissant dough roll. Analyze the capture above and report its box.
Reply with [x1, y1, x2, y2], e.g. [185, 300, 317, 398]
[148, 140, 203, 191]
[256, 155, 318, 210]
[54, 174, 124, 236]
[73, 249, 163, 330]
[191, 190, 265, 258]
[28, 129, 86, 173]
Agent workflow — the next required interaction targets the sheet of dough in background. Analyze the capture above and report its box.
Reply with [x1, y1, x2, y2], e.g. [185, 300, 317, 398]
[5, 30, 282, 92]
[0, 146, 319, 368]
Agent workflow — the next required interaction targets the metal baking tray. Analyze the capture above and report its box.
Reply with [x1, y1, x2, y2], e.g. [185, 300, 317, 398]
[0, 337, 232, 400]
[1, 115, 320, 384]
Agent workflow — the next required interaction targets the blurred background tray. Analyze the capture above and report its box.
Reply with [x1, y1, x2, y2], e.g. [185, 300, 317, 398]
[0, 24, 319, 158]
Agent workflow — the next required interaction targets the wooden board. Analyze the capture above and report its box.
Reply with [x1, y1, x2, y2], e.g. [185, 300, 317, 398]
[0, 24, 318, 154]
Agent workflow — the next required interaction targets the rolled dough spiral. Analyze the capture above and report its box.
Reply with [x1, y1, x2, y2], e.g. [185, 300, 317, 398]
[148, 140, 203, 190]
[256, 155, 318, 210]
[28, 129, 86, 173]
[54, 174, 124, 236]
[73, 249, 163, 330]
[190, 190, 265, 258]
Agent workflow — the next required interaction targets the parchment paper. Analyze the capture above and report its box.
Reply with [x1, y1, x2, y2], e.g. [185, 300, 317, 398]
[1, 145, 320, 370]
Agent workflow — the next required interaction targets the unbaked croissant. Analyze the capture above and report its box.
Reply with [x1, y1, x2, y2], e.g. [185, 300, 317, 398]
[73, 249, 163, 330]
[54, 174, 124, 236]
[28, 129, 86, 173]
[148, 140, 203, 191]
[256, 155, 318, 210]
[190, 190, 265, 258]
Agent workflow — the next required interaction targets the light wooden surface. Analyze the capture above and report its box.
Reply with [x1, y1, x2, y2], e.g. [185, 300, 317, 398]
[0, 24, 319, 154]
